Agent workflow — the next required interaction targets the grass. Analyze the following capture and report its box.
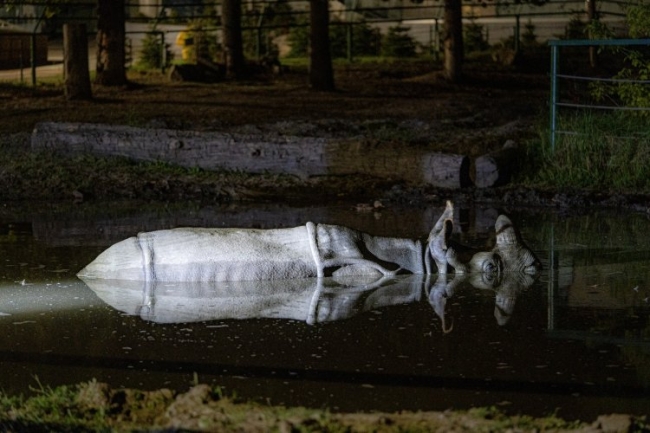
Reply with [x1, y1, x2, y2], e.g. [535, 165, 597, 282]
[1, 379, 108, 431]
[0, 147, 286, 202]
[0, 380, 605, 432]
[0, 143, 388, 203]
[522, 110, 650, 192]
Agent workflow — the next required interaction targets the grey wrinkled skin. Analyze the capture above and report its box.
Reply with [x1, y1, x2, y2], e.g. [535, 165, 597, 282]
[78, 200, 540, 285]
[427, 201, 542, 280]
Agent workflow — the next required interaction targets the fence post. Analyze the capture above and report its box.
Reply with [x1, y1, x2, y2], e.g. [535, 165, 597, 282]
[159, 31, 166, 73]
[347, 23, 353, 62]
[19, 38, 25, 83]
[514, 15, 520, 52]
[433, 19, 440, 61]
[549, 43, 559, 152]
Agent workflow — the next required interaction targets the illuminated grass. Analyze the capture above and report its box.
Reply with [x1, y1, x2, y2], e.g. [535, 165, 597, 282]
[0, 380, 601, 433]
[524, 111, 650, 191]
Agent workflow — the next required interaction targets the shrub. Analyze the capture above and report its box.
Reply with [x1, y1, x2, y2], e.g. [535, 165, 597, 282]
[381, 25, 418, 58]
[287, 17, 310, 57]
[526, 111, 650, 190]
[588, 1, 650, 113]
[330, 21, 381, 58]
[242, 1, 295, 59]
[521, 19, 538, 46]
[564, 14, 588, 39]
[464, 21, 490, 53]
[288, 18, 381, 58]
[136, 32, 173, 69]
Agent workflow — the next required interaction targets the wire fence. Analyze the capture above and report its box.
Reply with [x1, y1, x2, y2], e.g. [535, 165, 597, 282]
[548, 38, 650, 151]
[0, 0, 632, 83]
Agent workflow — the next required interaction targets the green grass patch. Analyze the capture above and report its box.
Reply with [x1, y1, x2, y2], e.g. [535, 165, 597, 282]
[0, 146, 297, 202]
[523, 111, 650, 192]
[0, 380, 601, 432]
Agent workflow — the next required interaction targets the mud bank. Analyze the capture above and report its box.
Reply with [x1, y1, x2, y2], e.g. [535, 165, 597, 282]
[2, 381, 646, 432]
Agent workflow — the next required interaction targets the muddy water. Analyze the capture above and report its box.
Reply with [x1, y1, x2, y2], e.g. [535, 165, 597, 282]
[0, 202, 649, 421]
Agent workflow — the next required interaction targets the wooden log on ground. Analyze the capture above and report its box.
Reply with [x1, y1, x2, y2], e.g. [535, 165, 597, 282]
[31, 122, 330, 178]
[423, 153, 471, 189]
[31, 122, 473, 189]
[326, 141, 471, 188]
[168, 63, 223, 83]
[474, 140, 521, 188]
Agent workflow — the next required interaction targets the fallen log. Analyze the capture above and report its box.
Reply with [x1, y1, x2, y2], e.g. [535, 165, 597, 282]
[473, 140, 521, 188]
[31, 122, 472, 189]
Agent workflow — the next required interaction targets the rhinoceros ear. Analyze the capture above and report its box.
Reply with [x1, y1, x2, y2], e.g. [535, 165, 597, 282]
[428, 201, 454, 251]
[495, 215, 519, 247]
[428, 202, 454, 273]
[496, 215, 543, 274]
[430, 200, 454, 238]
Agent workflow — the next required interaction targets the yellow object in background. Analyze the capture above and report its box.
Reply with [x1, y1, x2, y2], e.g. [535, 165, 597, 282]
[175, 30, 196, 63]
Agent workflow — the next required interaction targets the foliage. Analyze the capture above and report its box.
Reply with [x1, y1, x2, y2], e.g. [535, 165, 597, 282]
[627, 1, 650, 38]
[242, 1, 296, 59]
[136, 31, 173, 70]
[586, 1, 650, 114]
[0, 380, 596, 432]
[330, 21, 381, 58]
[3, 379, 107, 430]
[521, 20, 538, 46]
[464, 20, 490, 54]
[288, 18, 380, 59]
[258, 0, 296, 34]
[564, 14, 588, 39]
[381, 25, 418, 58]
[524, 111, 650, 191]
[3, 0, 95, 36]
[493, 19, 539, 53]
[2, 0, 94, 17]
[287, 18, 310, 57]
[608, 52, 650, 111]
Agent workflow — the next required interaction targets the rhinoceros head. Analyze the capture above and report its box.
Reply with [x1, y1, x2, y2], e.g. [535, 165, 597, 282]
[428, 201, 541, 277]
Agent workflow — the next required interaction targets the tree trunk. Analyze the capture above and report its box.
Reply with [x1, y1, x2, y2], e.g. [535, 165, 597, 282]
[443, 0, 463, 82]
[95, 0, 127, 86]
[63, 23, 92, 100]
[309, 0, 335, 91]
[222, 0, 245, 79]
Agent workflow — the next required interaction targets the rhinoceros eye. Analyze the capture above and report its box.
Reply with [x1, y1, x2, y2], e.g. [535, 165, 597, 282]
[483, 255, 502, 275]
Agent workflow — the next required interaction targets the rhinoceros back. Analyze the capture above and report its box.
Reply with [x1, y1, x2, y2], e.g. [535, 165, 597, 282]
[78, 225, 319, 282]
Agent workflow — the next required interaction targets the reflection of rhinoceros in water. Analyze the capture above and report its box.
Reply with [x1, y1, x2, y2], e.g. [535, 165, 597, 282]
[83, 272, 536, 328]
[77, 201, 541, 283]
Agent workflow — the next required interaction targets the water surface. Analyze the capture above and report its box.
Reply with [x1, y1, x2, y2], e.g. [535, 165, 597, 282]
[1, 202, 648, 420]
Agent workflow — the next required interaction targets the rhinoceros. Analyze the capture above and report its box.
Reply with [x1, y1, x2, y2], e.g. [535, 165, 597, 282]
[77, 201, 541, 283]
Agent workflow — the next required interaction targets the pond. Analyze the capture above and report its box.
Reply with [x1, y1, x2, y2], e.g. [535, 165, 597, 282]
[0, 201, 649, 421]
